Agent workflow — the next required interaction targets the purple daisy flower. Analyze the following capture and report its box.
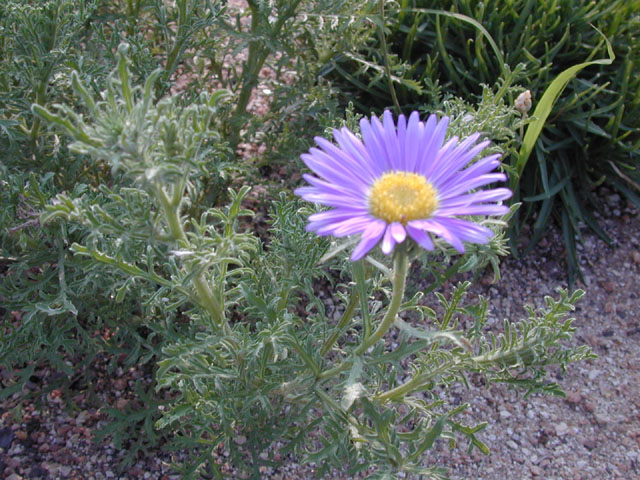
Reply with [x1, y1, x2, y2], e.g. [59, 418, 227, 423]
[295, 111, 512, 261]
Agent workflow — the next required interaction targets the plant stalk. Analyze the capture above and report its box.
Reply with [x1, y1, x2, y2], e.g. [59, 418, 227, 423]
[378, 0, 401, 115]
[356, 247, 408, 354]
[156, 186, 229, 334]
[320, 291, 360, 357]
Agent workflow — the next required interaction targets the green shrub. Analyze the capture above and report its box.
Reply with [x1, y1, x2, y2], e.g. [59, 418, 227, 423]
[0, 0, 377, 468]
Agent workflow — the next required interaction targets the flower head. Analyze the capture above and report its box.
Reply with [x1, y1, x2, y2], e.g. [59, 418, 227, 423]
[295, 111, 512, 261]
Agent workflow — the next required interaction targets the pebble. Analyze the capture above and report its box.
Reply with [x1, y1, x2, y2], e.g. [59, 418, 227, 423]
[565, 391, 582, 404]
[530, 465, 543, 476]
[555, 422, 569, 436]
[75, 411, 90, 426]
[593, 412, 610, 425]
[499, 409, 512, 419]
[113, 378, 127, 391]
[601, 281, 616, 292]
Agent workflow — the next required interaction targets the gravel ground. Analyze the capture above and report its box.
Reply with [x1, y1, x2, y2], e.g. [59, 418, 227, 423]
[426, 196, 640, 480]
[2, 1, 639, 476]
[1, 195, 638, 480]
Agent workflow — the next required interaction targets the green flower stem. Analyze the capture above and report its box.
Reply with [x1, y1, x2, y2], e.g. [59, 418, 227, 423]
[377, 341, 543, 403]
[376, 356, 461, 403]
[352, 259, 371, 338]
[320, 290, 360, 357]
[378, 0, 400, 115]
[317, 361, 350, 381]
[156, 186, 229, 335]
[317, 247, 408, 382]
[356, 247, 408, 355]
[29, 79, 49, 145]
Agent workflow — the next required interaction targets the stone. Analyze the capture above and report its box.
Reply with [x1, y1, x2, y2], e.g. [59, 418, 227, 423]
[530, 465, 543, 476]
[113, 378, 128, 391]
[601, 281, 616, 293]
[593, 412, 610, 425]
[75, 411, 90, 426]
[565, 391, 582, 404]
[555, 422, 569, 436]
[499, 409, 512, 419]
[0, 428, 14, 449]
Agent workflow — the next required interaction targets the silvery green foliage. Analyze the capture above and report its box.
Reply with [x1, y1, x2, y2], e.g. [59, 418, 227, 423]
[0, 0, 378, 468]
[34, 44, 256, 331]
[0, 0, 96, 146]
[34, 50, 594, 478]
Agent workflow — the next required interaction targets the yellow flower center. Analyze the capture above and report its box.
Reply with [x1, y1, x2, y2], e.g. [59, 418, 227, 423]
[368, 171, 438, 224]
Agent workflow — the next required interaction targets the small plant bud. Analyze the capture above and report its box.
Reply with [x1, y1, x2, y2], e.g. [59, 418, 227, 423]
[515, 90, 532, 114]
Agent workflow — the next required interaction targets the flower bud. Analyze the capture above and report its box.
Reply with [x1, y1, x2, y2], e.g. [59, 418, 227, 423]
[515, 90, 532, 115]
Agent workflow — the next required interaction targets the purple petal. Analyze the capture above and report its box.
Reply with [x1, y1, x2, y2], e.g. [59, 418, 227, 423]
[351, 220, 386, 260]
[360, 116, 390, 172]
[410, 218, 466, 252]
[436, 204, 510, 216]
[427, 136, 488, 185]
[296, 110, 513, 260]
[381, 225, 397, 255]
[307, 211, 370, 235]
[404, 111, 423, 171]
[299, 174, 366, 202]
[440, 173, 507, 198]
[308, 208, 368, 223]
[296, 189, 367, 209]
[389, 222, 407, 243]
[382, 111, 401, 167]
[396, 113, 407, 167]
[323, 131, 381, 182]
[437, 154, 503, 194]
[438, 188, 512, 207]
[406, 223, 435, 250]
[438, 218, 494, 243]
[301, 149, 370, 194]
[331, 216, 377, 236]
[415, 115, 449, 174]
